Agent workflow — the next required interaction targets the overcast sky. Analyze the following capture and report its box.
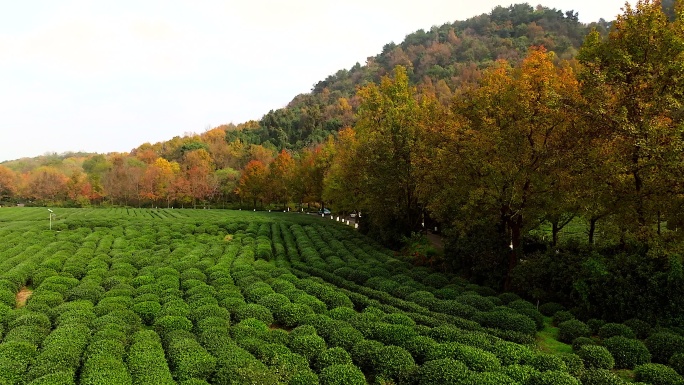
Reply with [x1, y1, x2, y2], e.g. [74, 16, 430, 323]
[0, 0, 630, 162]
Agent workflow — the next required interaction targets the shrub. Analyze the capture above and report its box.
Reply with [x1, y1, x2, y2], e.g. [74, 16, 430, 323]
[131, 301, 161, 325]
[578, 345, 615, 370]
[319, 364, 366, 385]
[289, 325, 317, 338]
[491, 340, 535, 366]
[529, 353, 568, 372]
[289, 370, 319, 385]
[370, 323, 418, 347]
[502, 364, 538, 384]
[350, 339, 384, 370]
[559, 353, 585, 377]
[425, 342, 501, 372]
[646, 333, 684, 364]
[315, 347, 353, 371]
[528, 371, 581, 385]
[327, 326, 365, 351]
[372, 345, 418, 384]
[671, 353, 684, 376]
[580, 369, 625, 385]
[598, 323, 636, 339]
[466, 371, 518, 384]
[9, 312, 51, 330]
[604, 336, 651, 369]
[625, 318, 652, 339]
[382, 313, 416, 327]
[294, 295, 327, 314]
[80, 355, 132, 385]
[573, 337, 597, 352]
[127, 330, 175, 385]
[166, 337, 217, 381]
[475, 310, 537, 335]
[84, 339, 126, 361]
[587, 319, 606, 335]
[26, 371, 76, 385]
[404, 336, 438, 364]
[498, 292, 522, 304]
[539, 302, 565, 316]
[559, 319, 591, 344]
[257, 293, 290, 313]
[418, 358, 469, 385]
[153, 316, 193, 339]
[455, 294, 495, 312]
[553, 311, 575, 325]
[234, 303, 274, 325]
[190, 304, 229, 324]
[289, 334, 327, 362]
[634, 363, 684, 385]
[3, 325, 49, 345]
[231, 318, 269, 341]
[267, 329, 290, 345]
[274, 303, 313, 328]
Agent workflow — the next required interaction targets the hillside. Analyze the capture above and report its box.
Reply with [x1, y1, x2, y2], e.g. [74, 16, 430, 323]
[227, 3, 610, 149]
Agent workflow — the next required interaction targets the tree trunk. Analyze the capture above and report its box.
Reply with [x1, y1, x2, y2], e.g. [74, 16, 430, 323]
[588, 217, 598, 245]
[504, 215, 523, 291]
[552, 221, 560, 246]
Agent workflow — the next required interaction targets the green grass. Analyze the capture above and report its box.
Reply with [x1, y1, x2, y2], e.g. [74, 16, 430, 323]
[536, 317, 573, 355]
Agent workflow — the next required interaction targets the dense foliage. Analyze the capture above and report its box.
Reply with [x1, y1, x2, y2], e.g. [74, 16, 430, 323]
[0, 207, 681, 383]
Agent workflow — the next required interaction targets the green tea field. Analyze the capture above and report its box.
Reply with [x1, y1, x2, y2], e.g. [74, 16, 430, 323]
[0, 208, 679, 385]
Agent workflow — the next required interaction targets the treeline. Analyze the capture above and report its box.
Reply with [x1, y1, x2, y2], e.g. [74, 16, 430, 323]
[234, 3, 608, 150]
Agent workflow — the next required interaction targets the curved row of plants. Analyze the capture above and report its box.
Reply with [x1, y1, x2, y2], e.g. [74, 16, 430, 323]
[0, 208, 682, 384]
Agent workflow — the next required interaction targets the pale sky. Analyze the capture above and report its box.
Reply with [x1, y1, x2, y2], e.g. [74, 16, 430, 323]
[0, 1, 630, 162]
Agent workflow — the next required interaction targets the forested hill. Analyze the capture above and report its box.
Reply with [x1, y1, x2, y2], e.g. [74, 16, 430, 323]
[227, 3, 610, 149]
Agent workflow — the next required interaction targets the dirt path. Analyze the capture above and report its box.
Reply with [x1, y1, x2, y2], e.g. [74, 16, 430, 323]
[16, 287, 33, 308]
[426, 231, 445, 253]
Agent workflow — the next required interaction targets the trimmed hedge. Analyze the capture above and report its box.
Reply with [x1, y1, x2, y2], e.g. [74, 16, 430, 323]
[598, 323, 636, 340]
[634, 363, 684, 385]
[127, 330, 175, 385]
[319, 364, 366, 385]
[558, 319, 591, 344]
[80, 355, 132, 385]
[647, 333, 684, 364]
[604, 336, 651, 369]
[580, 369, 626, 385]
[372, 345, 418, 384]
[466, 371, 518, 384]
[315, 347, 353, 371]
[578, 345, 615, 370]
[234, 303, 274, 325]
[289, 334, 327, 362]
[166, 335, 217, 381]
[553, 311, 575, 325]
[528, 371, 581, 385]
[670, 353, 684, 376]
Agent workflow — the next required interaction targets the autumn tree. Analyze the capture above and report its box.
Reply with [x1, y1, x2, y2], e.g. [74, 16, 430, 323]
[355, 66, 423, 246]
[237, 160, 268, 209]
[268, 149, 296, 209]
[0, 165, 18, 202]
[292, 139, 335, 210]
[421, 48, 582, 286]
[65, 171, 94, 207]
[213, 167, 241, 207]
[577, 0, 684, 240]
[104, 156, 145, 206]
[323, 127, 362, 214]
[182, 149, 214, 208]
[25, 166, 69, 203]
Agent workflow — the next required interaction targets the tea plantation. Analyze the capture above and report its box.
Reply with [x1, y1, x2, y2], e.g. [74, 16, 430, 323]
[0, 207, 681, 384]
